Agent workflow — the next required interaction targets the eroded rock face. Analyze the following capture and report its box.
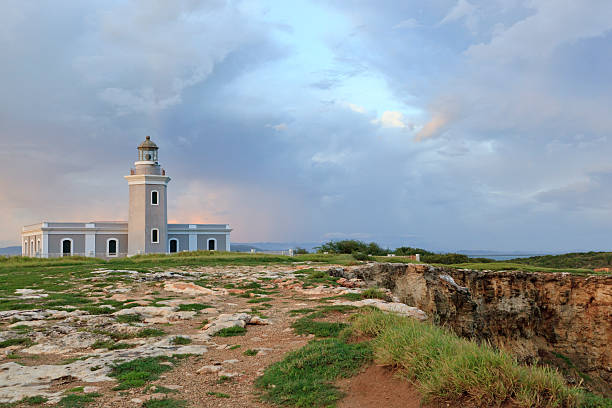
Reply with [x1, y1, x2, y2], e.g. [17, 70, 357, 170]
[331, 263, 612, 394]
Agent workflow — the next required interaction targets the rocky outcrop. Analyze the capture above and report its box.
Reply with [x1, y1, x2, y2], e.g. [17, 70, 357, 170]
[330, 263, 612, 394]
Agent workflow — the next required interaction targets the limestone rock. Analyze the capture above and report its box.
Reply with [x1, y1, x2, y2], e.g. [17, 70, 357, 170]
[163, 282, 227, 296]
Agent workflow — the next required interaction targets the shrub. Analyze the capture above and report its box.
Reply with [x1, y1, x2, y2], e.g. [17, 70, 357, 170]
[351, 252, 369, 261]
[316, 240, 387, 256]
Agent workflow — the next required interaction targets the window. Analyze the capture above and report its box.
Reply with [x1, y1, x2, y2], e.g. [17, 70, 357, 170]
[61, 239, 73, 256]
[207, 238, 217, 251]
[31, 240, 35, 255]
[169, 238, 178, 253]
[36, 239, 41, 254]
[24, 241, 28, 256]
[107, 239, 118, 257]
[151, 190, 159, 205]
[151, 228, 159, 244]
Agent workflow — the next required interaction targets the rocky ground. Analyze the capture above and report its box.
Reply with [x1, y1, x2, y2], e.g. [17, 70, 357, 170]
[0, 263, 426, 407]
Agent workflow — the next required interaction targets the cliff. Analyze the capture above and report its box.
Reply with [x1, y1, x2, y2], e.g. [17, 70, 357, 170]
[329, 263, 612, 395]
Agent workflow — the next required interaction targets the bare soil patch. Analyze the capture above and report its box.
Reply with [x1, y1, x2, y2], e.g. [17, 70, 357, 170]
[337, 365, 434, 408]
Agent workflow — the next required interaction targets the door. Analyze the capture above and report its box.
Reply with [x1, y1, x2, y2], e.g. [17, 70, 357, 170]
[169, 239, 178, 253]
[62, 240, 72, 256]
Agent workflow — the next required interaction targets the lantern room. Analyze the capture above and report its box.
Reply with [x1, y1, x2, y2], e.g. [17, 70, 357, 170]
[137, 136, 159, 163]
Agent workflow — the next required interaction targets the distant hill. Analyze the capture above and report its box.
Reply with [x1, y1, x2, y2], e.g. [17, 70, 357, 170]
[0, 246, 21, 255]
[510, 251, 612, 269]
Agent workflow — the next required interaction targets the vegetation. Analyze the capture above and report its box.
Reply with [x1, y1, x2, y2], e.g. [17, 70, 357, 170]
[206, 392, 230, 398]
[170, 336, 192, 345]
[256, 339, 372, 407]
[58, 393, 101, 408]
[142, 399, 188, 408]
[0, 337, 33, 348]
[291, 317, 347, 338]
[110, 356, 184, 390]
[115, 313, 143, 324]
[213, 326, 247, 337]
[244, 349, 259, 356]
[511, 251, 612, 270]
[349, 309, 594, 408]
[316, 240, 387, 256]
[177, 303, 212, 311]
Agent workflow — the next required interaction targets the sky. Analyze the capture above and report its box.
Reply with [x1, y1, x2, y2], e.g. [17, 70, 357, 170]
[1, 0, 612, 252]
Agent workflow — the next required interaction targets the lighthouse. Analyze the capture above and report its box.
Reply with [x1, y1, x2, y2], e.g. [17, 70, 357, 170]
[124, 136, 171, 255]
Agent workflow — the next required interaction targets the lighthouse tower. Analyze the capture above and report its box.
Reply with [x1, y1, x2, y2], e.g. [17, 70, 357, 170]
[125, 136, 170, 256]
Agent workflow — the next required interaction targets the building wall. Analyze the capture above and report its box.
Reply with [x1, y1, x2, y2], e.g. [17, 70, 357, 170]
[22, 234, 42, 257]
[197, 234, 227, 251]
[127, 179, 168, 255]
[167, 234, 189, 252]
[47, 234, 86, 256]
[144, 183, 167, 254]
[95, 234, 129, 257]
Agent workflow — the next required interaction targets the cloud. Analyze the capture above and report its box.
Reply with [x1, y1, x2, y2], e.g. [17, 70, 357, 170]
[439, 0, 476, 27]
[266, 123, 288, 131]
[466, 1, 612, 62]
[415, 111, 452, 141]
[371, 111, 413, 129]
[347, 103, 366, 113]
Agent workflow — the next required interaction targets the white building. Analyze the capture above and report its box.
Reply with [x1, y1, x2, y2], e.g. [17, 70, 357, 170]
[21, 137, 232, 258]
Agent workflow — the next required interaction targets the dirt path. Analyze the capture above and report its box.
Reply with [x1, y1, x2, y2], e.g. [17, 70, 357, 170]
[338, 365, 434, 408]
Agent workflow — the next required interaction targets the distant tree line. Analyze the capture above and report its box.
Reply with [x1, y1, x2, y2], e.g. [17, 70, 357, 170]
[311, 240, 495, 264]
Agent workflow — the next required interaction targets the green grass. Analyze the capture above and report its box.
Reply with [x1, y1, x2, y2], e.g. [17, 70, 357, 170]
[58, 393, 101, 408]
[137, 328, 166, 338]
[142, 399, 187, 408]
[349, 309, 584, 407]
[0, 253, 355, 309]
[115, 313, 143, 323]
[213, 326, 247, 337]
[170, 336, 192, 345]
[110, 356, 183, 390]
[255, 339, 372, 407]
[360, 288, 392, 301]
[91, 340, 135, 350]
[291, 317, 347, 338]
[206, 392, 230, 398]
[228, 344, 241, 350]
[0, 337, 34, 348]
[177, 303, 212, 311]
[243, 349, 258, 356]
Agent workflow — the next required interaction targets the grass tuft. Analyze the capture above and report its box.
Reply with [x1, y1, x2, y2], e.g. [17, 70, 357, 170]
[58, 393, 101, 408]
[350, 309, 583, 408]
[170, 336, 192, 345]
[291, 317, 347, 338]
[213, 326, 246, 337]
[142, 398, 187, 408]
[0, 337, 33, 348]
[110, 356, 181, 390]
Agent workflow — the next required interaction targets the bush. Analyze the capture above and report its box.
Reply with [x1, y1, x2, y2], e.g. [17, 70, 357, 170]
[351, 252, 369, 261]
[316, 240, 387, 256]
[294, 247, 309, 254]
[394, 246, 434, 256]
